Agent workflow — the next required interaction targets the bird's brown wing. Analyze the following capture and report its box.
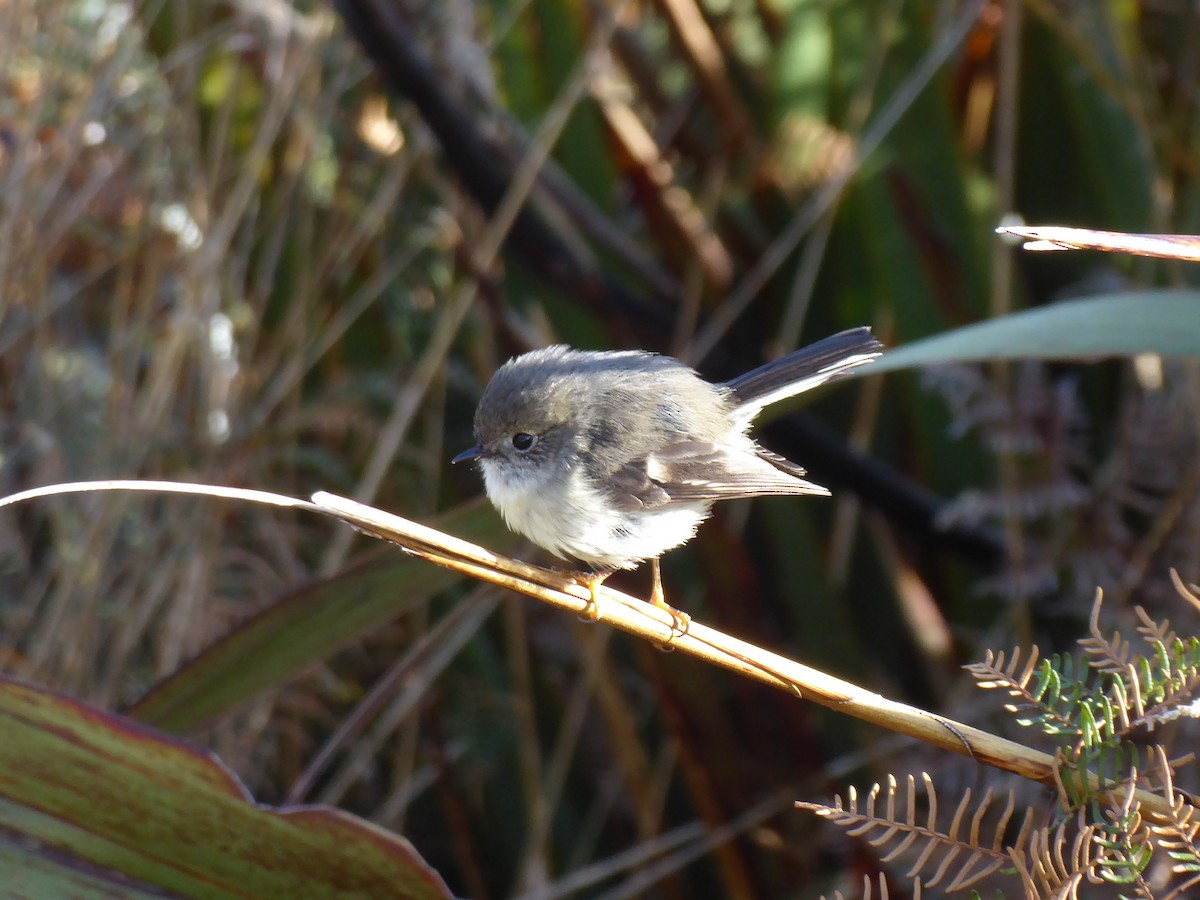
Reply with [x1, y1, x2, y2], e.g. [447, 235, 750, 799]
[603, 440, 828, 511]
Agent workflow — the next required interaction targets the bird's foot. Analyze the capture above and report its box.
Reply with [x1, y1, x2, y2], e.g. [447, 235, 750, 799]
[649, 560, 689, 643]
[575, 571, 611, 622]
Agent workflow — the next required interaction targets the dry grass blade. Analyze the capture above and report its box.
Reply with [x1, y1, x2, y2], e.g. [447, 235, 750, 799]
[293, 587, 500, 806]
[997, 225, 1200, 262]
[529, 792, 790, 900]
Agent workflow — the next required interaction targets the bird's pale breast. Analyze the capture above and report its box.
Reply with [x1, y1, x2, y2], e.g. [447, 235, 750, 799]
[481, 457, 710, 569]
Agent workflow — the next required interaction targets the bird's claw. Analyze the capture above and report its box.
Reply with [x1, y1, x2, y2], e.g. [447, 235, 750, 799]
[576, 572, 610, 622]
[651, 595, 690, 645]
[647, 557, 688, 645]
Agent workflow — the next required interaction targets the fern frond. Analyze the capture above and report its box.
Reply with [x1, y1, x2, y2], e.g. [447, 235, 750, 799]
[797, 773, 1024, 892]
[1136, 675, 1200, 731]
[1170, 569, 1200, 615]
[1090, 768, 1154, 889]
[817, 872, 901, 900]
[1081, 587, 1200, 735]
[1149, 747, 1200, 896]
[1135, 603, 1179, 648]
[1053, 739, 1143, 811]
[978, 589, 1200, 757]
[1008, 808, 1100, 900]
[1122, 604, 1200, 731]
[1080, 589, 1133, 673]
[966, 645, 1077, 734]
[966, 646, 1042, 692]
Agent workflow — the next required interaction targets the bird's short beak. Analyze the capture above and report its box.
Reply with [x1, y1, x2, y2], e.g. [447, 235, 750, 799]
[452, 446, 483, 464]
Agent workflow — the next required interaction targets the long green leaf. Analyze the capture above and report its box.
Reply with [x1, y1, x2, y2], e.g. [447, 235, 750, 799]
[867, 290, 1200, 372]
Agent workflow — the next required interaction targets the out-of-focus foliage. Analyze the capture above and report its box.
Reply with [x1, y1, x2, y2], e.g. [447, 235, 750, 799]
[1, 0, 1199, 896]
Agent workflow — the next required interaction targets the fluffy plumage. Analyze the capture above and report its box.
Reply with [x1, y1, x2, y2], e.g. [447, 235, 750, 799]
[455, 328, 881, 571]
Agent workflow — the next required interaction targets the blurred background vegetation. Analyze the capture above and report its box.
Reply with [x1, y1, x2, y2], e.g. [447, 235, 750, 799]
[1, 0, 1198, 896]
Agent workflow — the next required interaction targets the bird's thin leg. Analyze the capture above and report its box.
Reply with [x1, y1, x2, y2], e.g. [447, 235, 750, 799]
[575, 570, 612, 621]
[649, 558, 690, 637]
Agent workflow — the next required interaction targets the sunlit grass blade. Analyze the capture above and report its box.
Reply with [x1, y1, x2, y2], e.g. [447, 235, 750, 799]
[998, 226, 1200, 262]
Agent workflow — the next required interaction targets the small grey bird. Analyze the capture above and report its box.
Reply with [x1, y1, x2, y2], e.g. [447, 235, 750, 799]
[453, 327, 882, 626]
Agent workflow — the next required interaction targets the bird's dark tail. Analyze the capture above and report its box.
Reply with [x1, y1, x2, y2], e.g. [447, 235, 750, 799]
[724, 327, 882, 424]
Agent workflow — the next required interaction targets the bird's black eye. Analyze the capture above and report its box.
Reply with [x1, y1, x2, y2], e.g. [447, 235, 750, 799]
[511, 432, 536, 451]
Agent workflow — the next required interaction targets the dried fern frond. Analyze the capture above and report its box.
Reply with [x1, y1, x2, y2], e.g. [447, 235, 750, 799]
[1009, 809, 1100, 900]
[817, 871, 902, 900]
[1172, 571, 1200, 615]
[966, 645, 1043, 691]
[1149, 747, 1200, 896]
[1080, 589, 1137, 674]
[797, 773, 1031, 892]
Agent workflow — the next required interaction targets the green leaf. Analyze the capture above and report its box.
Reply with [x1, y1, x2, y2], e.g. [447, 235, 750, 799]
[866, 291, 1200, 373]
[0, 835, 174, 899]
[0, 677, 450, 898]
[127, 501, 511, 733]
